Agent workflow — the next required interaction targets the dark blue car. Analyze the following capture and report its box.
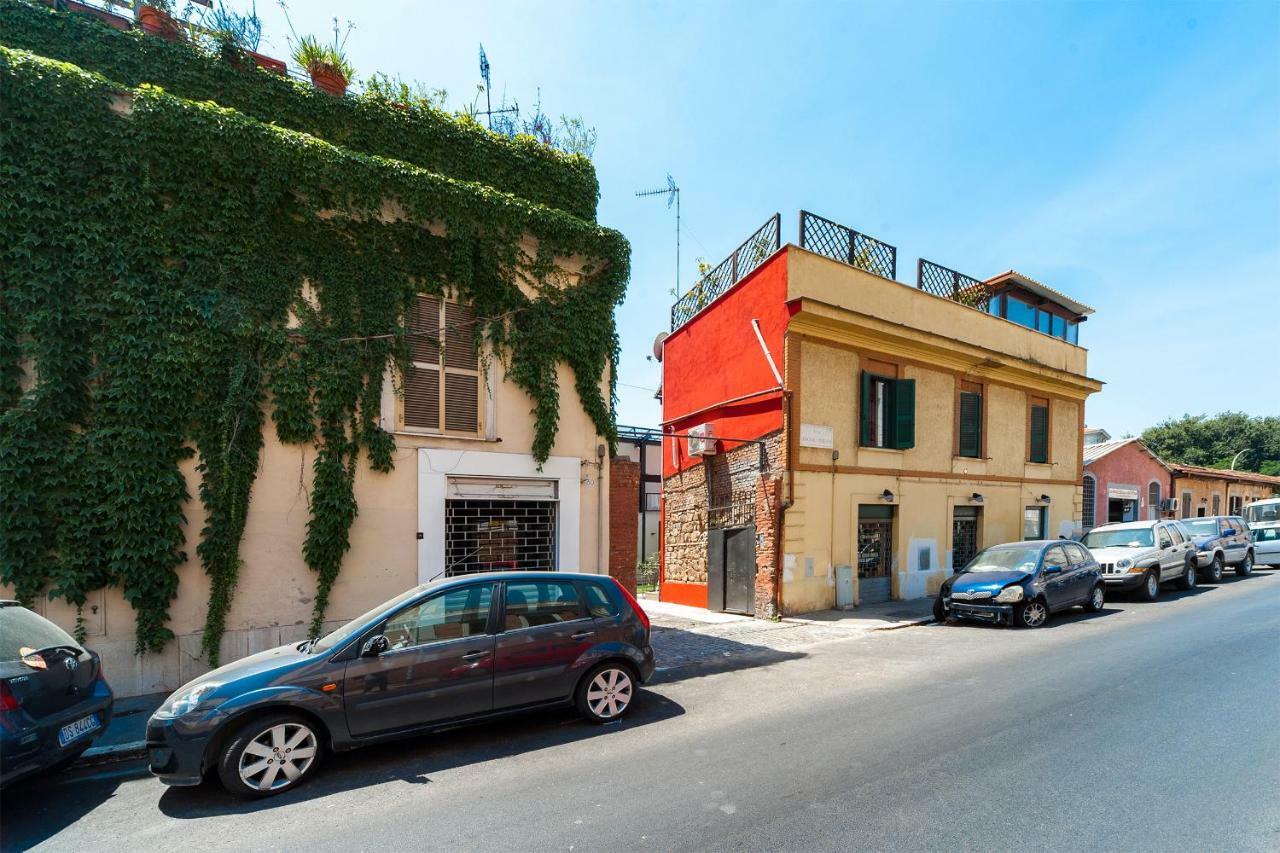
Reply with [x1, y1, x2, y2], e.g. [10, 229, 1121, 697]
[934, 540, 1104, 628]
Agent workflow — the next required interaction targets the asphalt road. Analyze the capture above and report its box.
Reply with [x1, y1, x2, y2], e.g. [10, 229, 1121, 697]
[4, 570, 1278, 853]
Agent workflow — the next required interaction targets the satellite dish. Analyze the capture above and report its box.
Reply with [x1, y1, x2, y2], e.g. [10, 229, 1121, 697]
[652, 331, 669, 362]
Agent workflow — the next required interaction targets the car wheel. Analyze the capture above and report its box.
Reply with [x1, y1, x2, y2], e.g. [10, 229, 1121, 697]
[1083, 584, 1105, 613]
[1137, 569, 1160, 601]
[1014, 599, 1048, 628]
[576, 662, 637, 724]
[1177, 556, 1197, 591]
[216, 712, 322, 798]
[1204, 554, 1224, 583]
[1235, 552, 1254, 578]
[932, 596, 948, 623]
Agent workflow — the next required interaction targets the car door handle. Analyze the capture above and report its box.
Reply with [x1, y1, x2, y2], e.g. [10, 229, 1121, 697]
[460, 650, 490, 662]
[571, 630, 595, 640]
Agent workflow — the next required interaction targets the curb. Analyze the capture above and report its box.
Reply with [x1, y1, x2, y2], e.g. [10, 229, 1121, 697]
[81, 741, 148, 766]
[869, 616, 937, 631]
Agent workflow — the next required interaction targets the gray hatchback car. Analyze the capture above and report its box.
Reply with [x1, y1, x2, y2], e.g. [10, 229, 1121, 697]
[147, 572, 654, 797]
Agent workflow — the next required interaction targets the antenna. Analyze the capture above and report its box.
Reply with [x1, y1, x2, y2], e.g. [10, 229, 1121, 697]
[636, 174, 681, 296]
[477, 43, 518, 130]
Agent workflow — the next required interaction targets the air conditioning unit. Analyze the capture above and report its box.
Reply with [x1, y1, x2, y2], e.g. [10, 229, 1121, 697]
[1161, 498, 1180, 512]
[687, 422, 717, 456]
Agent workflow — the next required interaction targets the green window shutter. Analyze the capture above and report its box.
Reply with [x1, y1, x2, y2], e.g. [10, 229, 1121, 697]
[958, 391, 981, 458]
[1029, 404, 1049, 463]
[890, 378, 915, 449]
[859, 371, 873, 445]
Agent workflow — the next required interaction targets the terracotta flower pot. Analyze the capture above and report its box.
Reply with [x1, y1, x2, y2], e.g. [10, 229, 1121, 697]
[136, 6, 182, 42]
[308, 66, 348, 97]
[250, 52, 287, 76]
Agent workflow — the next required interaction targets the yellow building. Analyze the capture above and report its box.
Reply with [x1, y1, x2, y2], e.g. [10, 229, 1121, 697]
[661, 212, 1103, 614]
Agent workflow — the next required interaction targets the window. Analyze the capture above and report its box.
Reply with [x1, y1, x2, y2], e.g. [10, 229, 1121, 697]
[1156, 527, 1173, 549]
[859, 368, 915, 449]
[1168, 524, 1185, 545]
[952, 506, 981, 570]
[581, 582, 619, 618]
[1023, 506, 1046, 540]
[644, 491, 660, 512]
[1036, 310, 1052, 334]
[404, 294, 481, 433]
[1065, 543, 1092, 566]
[1066, 322, 1079, 345]
[1148, 482, 1161, 520]
[1082, 475, 1097, 529]
[1028, 397, 1050, 463]
[956, 381, 982, 458]
[1006, 295, 1036, 329]
[503, 581, 585, 630]
[1051, 314, 1065, 338]
[383, 585, 493, 650]
[1181, 491, 1192, 519]
[1229, 495, 1243, 515]
[1043, 546, 1069, 571]
[1211, 494, 1221, 516]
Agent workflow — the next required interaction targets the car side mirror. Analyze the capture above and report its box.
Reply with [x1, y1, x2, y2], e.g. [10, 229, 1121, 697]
[360, 635, 389, 657]
[1044, 565, 1063, 575]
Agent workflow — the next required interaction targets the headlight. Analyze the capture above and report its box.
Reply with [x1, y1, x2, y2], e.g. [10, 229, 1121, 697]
[156, 682, 222, 718]
[995, 586, 1025, 603]
[1116, 558, 1134, 570]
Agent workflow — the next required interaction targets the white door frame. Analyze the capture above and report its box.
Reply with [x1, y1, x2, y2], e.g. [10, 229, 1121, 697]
[417, 448, 581, 583]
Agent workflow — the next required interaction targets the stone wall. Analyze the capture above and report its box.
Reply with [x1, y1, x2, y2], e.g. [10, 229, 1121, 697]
[608, 457, 640, 594]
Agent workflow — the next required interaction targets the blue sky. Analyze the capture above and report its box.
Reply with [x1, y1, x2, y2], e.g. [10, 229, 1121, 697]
[254, 0, 1280, 437]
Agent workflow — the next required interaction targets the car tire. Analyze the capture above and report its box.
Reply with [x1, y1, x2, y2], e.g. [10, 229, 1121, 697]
[1083, 584, 1105, 613]
[575, 662, 637, 724]
[932, 596, 948, 623]
[1014, 599, 1049, 629]
[1203, 553, 1224, 583]
[216, 712, 323, 798]
[1137, 569, 1160, 601]
[1177, 556, 1198, 591]
[1236, 552, 1254, 578]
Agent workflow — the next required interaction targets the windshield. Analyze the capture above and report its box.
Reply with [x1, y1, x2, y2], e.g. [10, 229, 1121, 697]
[1083, 528, 1154, 549]
[0, 605, 81, 662]
[1245, 503, 1280, 525]
[310, 583, 427, 654]
[962, 546, 1042, 574]
[1180, 519, 1219, 536]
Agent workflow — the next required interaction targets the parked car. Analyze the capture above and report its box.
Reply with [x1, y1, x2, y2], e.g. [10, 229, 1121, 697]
[1250, 523, 1280, 567]
[1178, 515, 1255, 581]
[1243, 497, 1280, 528]
[0, 601, 114, 788]
[933, 540, 1104, 628]
[1081, 519, 1198, 600]
[148, 572, 654, 798]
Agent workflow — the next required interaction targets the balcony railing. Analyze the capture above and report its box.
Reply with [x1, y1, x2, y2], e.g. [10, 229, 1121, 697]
[799, 210, 896, 281]
[916, 258, 992, 312]
[669, 213, 780, 330]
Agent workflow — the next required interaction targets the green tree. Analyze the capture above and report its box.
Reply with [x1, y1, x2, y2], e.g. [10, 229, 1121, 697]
[1141, 412, 1280, 473]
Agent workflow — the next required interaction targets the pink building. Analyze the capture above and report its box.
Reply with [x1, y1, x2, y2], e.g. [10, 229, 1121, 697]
[1081, 437, 1173, 530]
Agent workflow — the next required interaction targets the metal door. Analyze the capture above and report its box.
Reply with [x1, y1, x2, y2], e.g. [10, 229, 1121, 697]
[857, 511, 894, 605]
[723, 525, 757, 614]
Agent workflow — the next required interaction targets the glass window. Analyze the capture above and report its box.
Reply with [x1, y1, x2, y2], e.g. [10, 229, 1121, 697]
[581, 582, 619, 618]
[1023, 506, 1046, 540]
[1065, 543, 1092, 566]
[383, 584, 493, 650]
[1156, 528, 1173, 549]
[1181, 518, 1217, 536]
[1036, 310, 1052, 334]
[0, 606, 81, 662]
[503, 581, 585, 630]
[961, 545, 1041, 574]
[1244, 502, 1279, 524]
[1043, 546, 1069, 571]
[1066, 322, 1079, 344]
[1006, 295, 1036, 329]
[1254, 527, 1280, 542]
[987, 296, 1001, 316]
[1168, 524, 1185, 544]
[1051, 314, 1065, 338]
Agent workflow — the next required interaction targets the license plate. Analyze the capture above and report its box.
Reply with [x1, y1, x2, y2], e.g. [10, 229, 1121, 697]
[58, 714, 100, 748]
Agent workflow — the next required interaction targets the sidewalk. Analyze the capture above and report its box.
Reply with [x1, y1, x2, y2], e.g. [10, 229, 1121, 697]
[82, 691, 165, 764]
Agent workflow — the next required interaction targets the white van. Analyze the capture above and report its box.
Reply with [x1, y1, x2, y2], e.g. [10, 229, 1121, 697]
[1243, 497, 1280, 528]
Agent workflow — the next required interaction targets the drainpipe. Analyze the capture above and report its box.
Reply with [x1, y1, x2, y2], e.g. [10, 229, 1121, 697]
[597, 443, 607, 574]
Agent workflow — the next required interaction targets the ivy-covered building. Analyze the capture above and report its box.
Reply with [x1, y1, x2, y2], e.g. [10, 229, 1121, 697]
[0, 2, 628, 696]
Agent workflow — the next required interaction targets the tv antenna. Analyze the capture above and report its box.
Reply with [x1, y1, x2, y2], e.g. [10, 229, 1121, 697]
[477, 44, 518, 130]
[636, 174, 682, 296]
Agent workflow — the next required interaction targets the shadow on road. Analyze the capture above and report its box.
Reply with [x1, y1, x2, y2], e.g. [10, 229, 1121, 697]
[148, 689, 686, 819]
[649, 625, 807, 686]
[0, 760, 152, 851]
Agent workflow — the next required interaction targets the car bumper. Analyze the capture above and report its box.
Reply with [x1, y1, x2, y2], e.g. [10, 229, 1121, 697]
[1102, 572, 1148, 590]
[146, 712, 221, 787]
[0, 683, 114, 788]
[945, 601, 1014, 624]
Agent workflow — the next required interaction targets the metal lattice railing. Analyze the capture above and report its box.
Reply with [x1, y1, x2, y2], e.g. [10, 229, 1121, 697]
[670, 214, 780, 330]
[917, 258, 991, 312]
[799, 211, 896, 280]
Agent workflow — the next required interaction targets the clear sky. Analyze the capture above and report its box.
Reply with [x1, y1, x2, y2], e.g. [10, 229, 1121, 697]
[253, 0, 1280, 437]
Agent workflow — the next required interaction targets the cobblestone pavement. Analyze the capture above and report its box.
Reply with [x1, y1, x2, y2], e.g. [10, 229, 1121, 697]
[647, 598, 935, 672]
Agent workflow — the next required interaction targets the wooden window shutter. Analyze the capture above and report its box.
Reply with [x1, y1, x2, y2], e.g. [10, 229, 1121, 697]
[859, 371, 873, 445]
[890, 378, 915, 449]
[444, 373, 478, 432]
[444, 301, 478, 370]
[404, 365, 440, 429]
[409, 295, 440, 364]
[958, 391, 982, 458]
[1029, 402, 1049, 463]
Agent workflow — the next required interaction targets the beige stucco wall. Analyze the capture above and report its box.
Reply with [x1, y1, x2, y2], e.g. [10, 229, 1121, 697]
[4, 349, 611, 698]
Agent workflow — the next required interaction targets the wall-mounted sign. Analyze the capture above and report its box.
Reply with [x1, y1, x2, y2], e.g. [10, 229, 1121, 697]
[1107, 486, 1139, 501]
[800, 423, 834, 449]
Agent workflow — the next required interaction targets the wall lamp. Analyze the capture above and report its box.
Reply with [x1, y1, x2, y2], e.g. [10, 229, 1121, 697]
[880, 489, 894, 502]
[970, 493, 984, 503]
[1039, 494, 1052, 504]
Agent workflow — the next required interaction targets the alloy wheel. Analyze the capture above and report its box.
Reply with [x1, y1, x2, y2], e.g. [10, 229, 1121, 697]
[586, 667, 633, 719]
[1090, 586, 1104, 610]
[238, 722, 318, 792]
[1239, 554, 1254, 577]
[1147, 574, 1159, 598]
[1021, 601, 1047, 628]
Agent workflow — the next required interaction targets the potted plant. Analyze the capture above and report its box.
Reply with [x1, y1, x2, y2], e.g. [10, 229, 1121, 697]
[136, 0, 184, 42]
[200, 1, 285, 75]
[292, 34, 354, 96]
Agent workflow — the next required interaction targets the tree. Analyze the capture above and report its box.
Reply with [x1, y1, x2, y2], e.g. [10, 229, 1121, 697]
[1141, 412, 1280, 474]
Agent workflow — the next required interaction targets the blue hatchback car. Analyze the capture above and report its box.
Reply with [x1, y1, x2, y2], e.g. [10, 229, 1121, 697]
[935, 540, 1104, 628]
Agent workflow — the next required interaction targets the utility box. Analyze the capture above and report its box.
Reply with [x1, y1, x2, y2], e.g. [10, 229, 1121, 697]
[835, 564, 855, 609]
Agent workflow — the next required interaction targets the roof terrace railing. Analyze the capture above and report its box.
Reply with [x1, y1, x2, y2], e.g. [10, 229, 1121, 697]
[669, 213, 780, 330]
[916, 258, 992, 312]
[799, 210, 896, 281]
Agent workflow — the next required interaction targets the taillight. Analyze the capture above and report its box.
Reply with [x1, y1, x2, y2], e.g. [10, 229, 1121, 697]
[0, 680, 20, 712]
[612, 578, 650, 631]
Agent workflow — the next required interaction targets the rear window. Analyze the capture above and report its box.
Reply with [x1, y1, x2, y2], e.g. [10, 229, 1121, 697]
[0, 605, 80, 662]
[581, 582, 620, 618]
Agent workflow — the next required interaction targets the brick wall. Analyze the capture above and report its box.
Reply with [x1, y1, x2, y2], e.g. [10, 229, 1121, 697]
[608, 457, 640, 594]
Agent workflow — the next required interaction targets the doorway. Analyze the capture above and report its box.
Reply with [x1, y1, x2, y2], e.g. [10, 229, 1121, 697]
[707, 525, 757, 614]
[857, 505, 894, 604]
[1107, 499, 1136, 524]
[952, 506, 981, 571]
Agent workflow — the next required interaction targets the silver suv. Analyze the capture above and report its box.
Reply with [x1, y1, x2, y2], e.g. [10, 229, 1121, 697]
[1081, 519, 1198, 600]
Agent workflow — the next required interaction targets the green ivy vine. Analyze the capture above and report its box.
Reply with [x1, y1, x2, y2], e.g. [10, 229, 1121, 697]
[0, 45, 628, 662]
